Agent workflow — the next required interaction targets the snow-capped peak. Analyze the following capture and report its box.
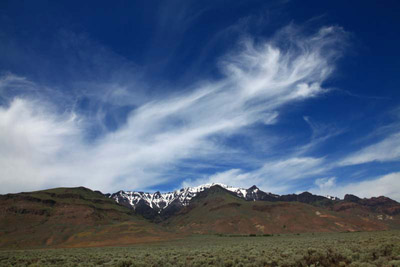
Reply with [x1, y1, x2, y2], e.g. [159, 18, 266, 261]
[108, 183, 270, 213]
[326, 195, 340, 201]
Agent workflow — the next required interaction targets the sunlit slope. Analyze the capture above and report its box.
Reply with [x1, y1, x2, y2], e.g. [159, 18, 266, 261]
[0, 187, 173, 248]
[165, 185, 392, 234]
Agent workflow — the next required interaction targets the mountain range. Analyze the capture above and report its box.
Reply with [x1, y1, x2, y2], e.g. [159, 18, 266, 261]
[108, 184, 279, 220]
[108, 183, 342, 220]
[1, 184, 399, 248]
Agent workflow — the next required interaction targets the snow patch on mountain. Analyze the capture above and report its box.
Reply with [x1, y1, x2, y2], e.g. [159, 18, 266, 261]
[109, 183, 271, 212]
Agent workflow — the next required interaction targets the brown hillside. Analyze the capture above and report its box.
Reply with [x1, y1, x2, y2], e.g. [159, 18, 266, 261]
[164, 185, 398, 235]
[0, 187, 174, 249]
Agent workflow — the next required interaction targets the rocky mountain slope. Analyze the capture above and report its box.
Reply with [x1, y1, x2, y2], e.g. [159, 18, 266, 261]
[107, 183, 279, 218]
[107, 183, 340, 220]
[163, 185, 396, 234]
[108, 183, 400, 225]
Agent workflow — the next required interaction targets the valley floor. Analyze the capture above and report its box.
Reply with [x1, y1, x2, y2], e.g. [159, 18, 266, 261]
[0, 230, 399, 266]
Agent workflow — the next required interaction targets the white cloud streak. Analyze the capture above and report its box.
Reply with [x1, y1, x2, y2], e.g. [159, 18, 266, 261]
[339, 133, 400, 166]
[0, 26, 345, 193]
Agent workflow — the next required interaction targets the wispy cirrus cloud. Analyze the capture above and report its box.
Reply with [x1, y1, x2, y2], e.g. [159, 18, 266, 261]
[0, 26, 345, 194]
[339, 132, 400, 166]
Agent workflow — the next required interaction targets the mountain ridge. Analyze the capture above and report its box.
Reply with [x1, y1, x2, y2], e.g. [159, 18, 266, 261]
[107, 183, 333, 212]
[107, 183, 400, 221]
[107, 183, 277, 213]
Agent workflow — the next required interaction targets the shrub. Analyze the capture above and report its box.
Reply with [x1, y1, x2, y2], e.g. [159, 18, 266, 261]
[117, 259, 134, 267]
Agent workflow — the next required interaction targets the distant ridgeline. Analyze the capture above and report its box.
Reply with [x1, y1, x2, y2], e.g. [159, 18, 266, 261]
[106, 183, 400, 221]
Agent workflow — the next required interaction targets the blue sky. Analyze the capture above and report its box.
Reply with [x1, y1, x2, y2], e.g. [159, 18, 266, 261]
[1, 0, 400, 200]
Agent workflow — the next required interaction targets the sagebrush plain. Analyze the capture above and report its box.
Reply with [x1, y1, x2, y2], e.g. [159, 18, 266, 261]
[1, 230, 399, 266]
